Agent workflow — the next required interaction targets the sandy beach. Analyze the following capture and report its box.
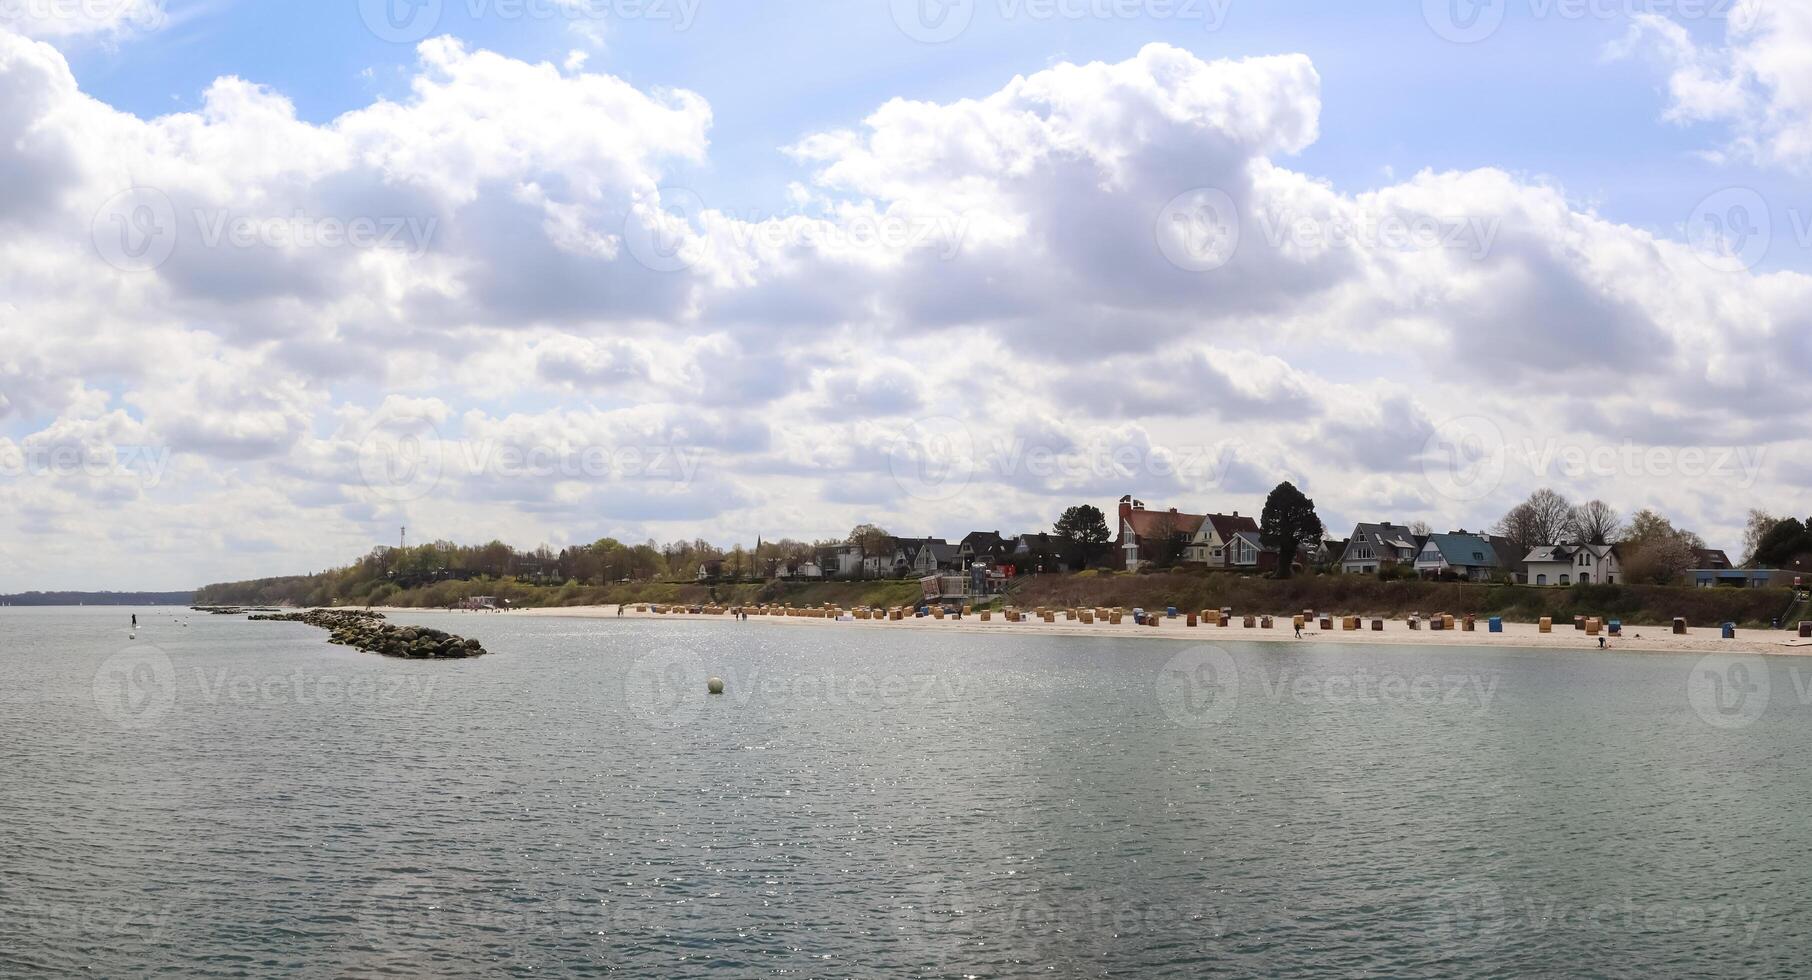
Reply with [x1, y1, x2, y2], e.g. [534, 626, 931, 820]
[394, 604, 1812, 658]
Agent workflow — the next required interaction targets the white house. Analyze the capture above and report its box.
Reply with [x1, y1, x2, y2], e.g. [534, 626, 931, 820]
[1524, 543, 1622, 586]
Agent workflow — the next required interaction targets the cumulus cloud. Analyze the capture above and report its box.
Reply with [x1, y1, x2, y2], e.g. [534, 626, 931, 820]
[2, 33, 1809, 587]
[1614, 5, 1812, 171]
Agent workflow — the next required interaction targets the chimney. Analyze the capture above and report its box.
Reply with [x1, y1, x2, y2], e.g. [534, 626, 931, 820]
[1170, 508, 1178, 514]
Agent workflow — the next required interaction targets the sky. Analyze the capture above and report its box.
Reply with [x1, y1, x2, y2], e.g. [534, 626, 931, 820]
[1, 0, 1809, 590]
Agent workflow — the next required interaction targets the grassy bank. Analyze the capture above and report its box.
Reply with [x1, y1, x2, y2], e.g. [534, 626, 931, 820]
[1005, 571, 1799, 629]
[198, 569, 1800, 628]
[196, 575, 927, 613]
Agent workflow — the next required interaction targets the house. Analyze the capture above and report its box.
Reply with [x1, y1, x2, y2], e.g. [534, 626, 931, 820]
[696, 559, 725, 581]
[1306, 538, 1345, 569]
[1339, 523, 1422, 574]
[895, 537, 960, 577]
[1186, 513, 1259, 568]
[1011, 533, 1081, 573]
[1524, 543, 1622, 586]
[959, 531, 1013, 567]
[777, 559, 824, 580]
[1413, 532, 1503, 581]
[1694, 548, 1734, 570]
[1690, 567, 1803, 589]
[1117, 496, 1206, 570]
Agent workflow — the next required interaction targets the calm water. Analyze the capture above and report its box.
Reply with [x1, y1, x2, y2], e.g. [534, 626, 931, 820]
[2, 606, 1809, 977]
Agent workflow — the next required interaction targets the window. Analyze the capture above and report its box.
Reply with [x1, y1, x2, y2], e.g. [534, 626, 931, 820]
[1560, 574, 1571, 585]
[1536, 574, 1548, 585]
[1580, 573, 1591, 584]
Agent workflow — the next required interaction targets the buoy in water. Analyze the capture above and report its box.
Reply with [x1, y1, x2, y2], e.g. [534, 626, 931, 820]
[707, 677, 725, 695]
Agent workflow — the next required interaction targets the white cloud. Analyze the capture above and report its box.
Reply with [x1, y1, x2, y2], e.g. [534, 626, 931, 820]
[2, 35, 1809, 587]
[1615, 6, 1812, 171]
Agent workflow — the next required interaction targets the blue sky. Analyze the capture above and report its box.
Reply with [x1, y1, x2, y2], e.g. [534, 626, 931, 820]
[56, 0, 1802, 270]
[3, 0, 1809, 588]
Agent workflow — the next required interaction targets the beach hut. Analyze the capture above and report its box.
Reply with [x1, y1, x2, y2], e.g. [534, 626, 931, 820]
[1372, 619, 1384, 632]
[1674, 617, 1688, 635]
[1462, 614, 1475, 632]
[1243, 615, 1256, 628]
[1261, 616, 1274, 629]
[1187, 612, 1199, 627]
[1800, 621, 1810, 639]
[1723, 623, 1737, 639]
[1574, 615, 1587, 631]
[1443, 614, 1456, 631]
[1586, 618, 1601, 635]
[1488, 617, 1503, 633]
[1539, 617, 1553, 633]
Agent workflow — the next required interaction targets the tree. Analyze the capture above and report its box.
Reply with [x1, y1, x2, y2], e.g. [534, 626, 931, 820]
[1260, 481, 1323, 580]
[847, 524, 893, 579]
[1619, 509, 1705, 585]
[1495, 489, 1572, 548]
[1410, 520, 1432, 537]
[1567, 499, 1622, 545]
[1743, 510, 1781, 566]
[1753, 518, 1812, 568]
[1053, 505, 1112, 569]
[1491, 502, 1542, 556]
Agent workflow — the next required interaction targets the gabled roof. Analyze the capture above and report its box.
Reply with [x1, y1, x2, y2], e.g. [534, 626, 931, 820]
[1344, 523, 1419, 558]
[1421, 533, 1500, 568]
[1124, 508, 1206, 538]
[1525, 542, 1620, 563]
[1204, 513, 1259, 542]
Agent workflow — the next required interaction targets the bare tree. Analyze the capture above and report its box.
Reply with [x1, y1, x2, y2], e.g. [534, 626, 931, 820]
[1567, 499, 1622, 545]
[1410, 520, 1432, 536]
[1494, 489, 1574, 549]
[1742, 510, 1780, 566]
[1526, 489, 1574, 543]
[1491, 502, 1541, 555]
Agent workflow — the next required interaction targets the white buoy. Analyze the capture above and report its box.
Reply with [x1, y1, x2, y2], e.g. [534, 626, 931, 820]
[707, 677, 725, 695]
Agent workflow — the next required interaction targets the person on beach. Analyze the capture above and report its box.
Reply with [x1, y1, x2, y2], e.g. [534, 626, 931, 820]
[1293, 621, 1302, 639]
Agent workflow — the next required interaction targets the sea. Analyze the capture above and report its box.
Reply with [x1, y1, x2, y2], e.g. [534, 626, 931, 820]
[1, 606, 1808, 977]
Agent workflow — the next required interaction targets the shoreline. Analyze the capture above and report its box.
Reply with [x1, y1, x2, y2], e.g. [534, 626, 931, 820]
[374, 605, 1812, 659]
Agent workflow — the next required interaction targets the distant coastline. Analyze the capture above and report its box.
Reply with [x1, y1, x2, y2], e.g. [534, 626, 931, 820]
[0, 591, 194, 607]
